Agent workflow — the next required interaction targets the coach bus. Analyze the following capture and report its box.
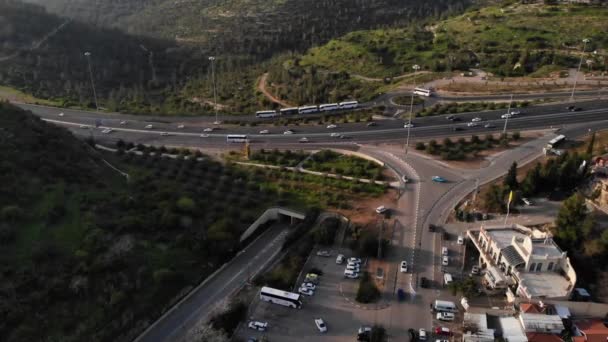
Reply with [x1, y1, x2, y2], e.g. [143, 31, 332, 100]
[259, 286, 302, 309]
[339, 100, 359, 109]
[298, 105, 319, 114]
[546, 135, 566, 149]
[280, 107, 299, 115]
[255, 110, 278, 118]
[226, 134, 248, 143]
[413, 87, 433, 97]
[319, 103, 340, 112]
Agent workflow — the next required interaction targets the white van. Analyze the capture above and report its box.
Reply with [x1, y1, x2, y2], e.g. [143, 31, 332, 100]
[437, 312, 455, 321]
[434, 299, 458, 312]
[444, 273, 453, 286]
[442, 247, 448, 256]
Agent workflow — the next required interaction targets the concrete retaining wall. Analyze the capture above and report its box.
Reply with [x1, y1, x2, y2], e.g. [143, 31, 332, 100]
[239, 207, 306, 243]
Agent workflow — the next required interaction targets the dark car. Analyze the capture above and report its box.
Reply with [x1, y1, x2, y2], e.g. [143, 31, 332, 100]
[571, 107, 582, 112]
[428, 224, 436, 232]
[408, 328, 417, 342]
[397, 288, 406, 301]
[420, 276, 429, 288]
[453, 127, 464, 131]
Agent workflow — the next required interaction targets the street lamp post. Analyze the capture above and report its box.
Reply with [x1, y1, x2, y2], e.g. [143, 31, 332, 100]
[503, 94, 513, 134]
[405, 64, 421, 158]
[570, 38, 590, 102]
[84, 52, 99, 111]
[209, 56, 220, 125]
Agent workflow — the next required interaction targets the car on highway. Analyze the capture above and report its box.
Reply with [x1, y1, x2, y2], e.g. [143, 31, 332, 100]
[509, 110, 521, 115]
[436, 340, 449, 342]
[453, 127, 465, 131]
[177, 124, 185, 129]
[145, 124, 154, 129]
[467, 122, 479, 127]
[446, 115, 455, 121]
[299, 137, 309, 143]
[160, 132, 171, 136]
[567, 106, 582, 112]
[299, 287, 314, 296]
[484, 123, 495, 128]
[442, 256, 449, 266]
[326, 124, 338, 129]
[200, 134, 209, 138]
[522, 197, 532, 206]
[203, 127, 214, 132]
[471, 117, 482, 122]
[330, 132, 341, 137]
[375, 205, 388, 214]
[58, 112, 64, 117]
[339, 134, 350, 139]
[79, 125, 88, 129]
[471, 265, 480, 275]
[302, 282, 316, 290]
[101, 128, 113, 134]
[315, 318, 327, 333]
[437, 312, 455, 321]
[366, 122, 377, 127]
[419, 328, 427, 340]
[336, 254, 345, 264]
[501, 113, 513, 119]
[259, 129, 270, 134]
[119, 120, 127, 125]
[316, 250, 331, 257]
[400, 261, 408, 273]
[247, 321, 268, 331]
[283, 129, 294, 135]
[404, 123, 415, 128]
[432, 176, 447, 183]
[344, 270, 359, 279]
[435, 327, 453, 336]
[457, 235, 464, 245]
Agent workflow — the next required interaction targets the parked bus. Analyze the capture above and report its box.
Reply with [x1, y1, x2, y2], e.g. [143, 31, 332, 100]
[413, 87, 433, 97]
[298, 105, 319, 114]
[546, 135, 566, 149]
[255, 110, 278, 118]
[319, 103, 339, 112]
[433, 300, 458, 312]
[260, 286, 302, 309]
[339, 100, 359, 109]
[280, 107, 299, 115]
[226, 134, 248, 143]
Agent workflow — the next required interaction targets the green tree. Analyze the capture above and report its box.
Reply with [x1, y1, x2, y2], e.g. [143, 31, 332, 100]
[484, 184, 505, 213]
[356, 272, 381, 303]
[586, 131, 596, 157]
[521, 163, 541, 196]
[555, 194, 589, 249]
[176, 196, 196, 213]
[504, 162, 518, 190]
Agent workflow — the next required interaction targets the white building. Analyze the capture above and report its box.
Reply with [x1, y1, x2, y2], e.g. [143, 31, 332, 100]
[467, 224, 576, 300]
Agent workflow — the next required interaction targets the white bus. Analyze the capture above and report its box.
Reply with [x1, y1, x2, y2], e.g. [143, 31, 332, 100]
[280, 107, 299, 115]
[226, 134, 248, 143]
[339, 100, 359, 109]
[260, 286, 302, 309]
[319, 103, 339, 112]
[413, 87, 433, 97]
[546, 135, 566, 149]
[255, 110, 278, 118]
[298, 105, 319, 114]
[434, 300, 458, 313]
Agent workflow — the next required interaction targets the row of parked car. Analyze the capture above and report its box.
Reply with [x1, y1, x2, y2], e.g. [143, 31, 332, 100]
[336, 254, 363, 278]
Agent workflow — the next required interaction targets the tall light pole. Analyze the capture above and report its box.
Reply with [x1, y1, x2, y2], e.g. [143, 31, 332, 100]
[209, 56, 220, 125]
[503, 94, 513, 134]
[570, 38, 590, 102]
[405, 64, 421, 158]
[84, 52, 99, 111]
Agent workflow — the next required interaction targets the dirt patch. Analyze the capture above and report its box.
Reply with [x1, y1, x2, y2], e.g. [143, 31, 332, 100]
[437, 81, 603, 95]
[334, 189, 399, 226]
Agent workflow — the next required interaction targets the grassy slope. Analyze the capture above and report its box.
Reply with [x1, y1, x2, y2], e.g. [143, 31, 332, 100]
[298, 3, 608, 78]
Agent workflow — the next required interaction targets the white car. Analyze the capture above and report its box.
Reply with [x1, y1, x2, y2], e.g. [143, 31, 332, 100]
[346, 264, 360, 272]
[145, 124, 154, 129]
[79, 125, 88, 129]
[203, 127, 214, 132]
[457, 235, 464, 245]
[467, 122, 478, 127]
[419, 329, 427, 341]
[200, 134, 209, 138]
[119, 120, 127, 125]
[471, 117, 482, 122]
[330, 132, 341, 137]
[348, 257, 362, 264]
[299, 287, 314, 296]
[248, 321, 268, 331]
[299, 137, 309, 143]
[404, 123, 415, 128]
[177, 124, 185, 129]
[375, 206, 388, 214]
[400, 261, 408, 273]
[336, 254, 345, 264]
[509, 110, 521, 115]
[259, 129, 270, 134]
[101, 128, 113, 134]
[302, 282, 316, 291]
[58, 112, 64, 117]
[501, 113, 513, 119]
[484, 123, 495, 128]
[437, 312, 455, 321]
[344, 270, 359, 279]
[326, 124, 338, 129]
[316, 250, 331, 257]
[315, 318, 327, 333]
[522, 197, 532, 206]
[442, 256, 449, 266]
[283, 129, 294, 135]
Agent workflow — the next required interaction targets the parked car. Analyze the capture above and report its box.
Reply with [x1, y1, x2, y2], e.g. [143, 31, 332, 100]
[302, 282, 316, 291]
[419, 329, 427, 340]
[397, 288, 406, 301]
[344, 270, 359, 279]
[400, 261, 408, 273]
[437, 312, 455, 322]
[457, 235, 464, 245]
[434, 327, 452, 336]
[315, 318, 327, 333]
[348, 257, 362, 264]
[420, 276, 429, 288]
[442, 256, 449, 266]
[358, 326, 373, 341]
[336, 254, 345, 264]
[471, 265, 480, 275]
[316, 250, 331, 257]
[346, 264, 361, 272]
[248, 321, 268, 331]
[375, 205, 388, 214]
[299, 287, 314, 296]
[408, 328, 416, 342]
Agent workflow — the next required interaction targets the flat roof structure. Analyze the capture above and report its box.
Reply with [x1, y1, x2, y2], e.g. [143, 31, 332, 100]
[574, 320, 608, 342]
[518, 272, 572, 299]
[499, 316, 528, 342]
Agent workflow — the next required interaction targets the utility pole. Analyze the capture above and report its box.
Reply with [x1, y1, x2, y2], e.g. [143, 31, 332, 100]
[209, 56, 220, 125]
[570, 38, 590, 102]
[84, 52, 99, 111]
[405, 64, 421, 159]
[503, 94, 513, 134]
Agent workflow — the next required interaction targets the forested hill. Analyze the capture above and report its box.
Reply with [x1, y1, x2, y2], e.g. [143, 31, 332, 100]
[25, 0, 471, 57]
[0, 0, 209, 115]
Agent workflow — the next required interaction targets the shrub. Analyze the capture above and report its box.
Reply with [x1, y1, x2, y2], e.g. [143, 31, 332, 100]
[210, 300, 248, 336]
[356, 272, 381, 303]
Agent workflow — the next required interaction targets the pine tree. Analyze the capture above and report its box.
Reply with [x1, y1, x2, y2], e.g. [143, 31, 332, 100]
[586, 131, 596, 157]
[504, 162, 518, 190]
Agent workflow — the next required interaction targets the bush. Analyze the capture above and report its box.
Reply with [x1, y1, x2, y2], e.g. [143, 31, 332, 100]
[312, 217, 340, 245]
[356, 272, 381, 303]
[210, 300, 248, 336]
[415, 142, 425, 150]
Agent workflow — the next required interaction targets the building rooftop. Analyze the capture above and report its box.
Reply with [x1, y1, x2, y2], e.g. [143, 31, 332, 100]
[498, 316, 528, 342]
[527, 333, 564, 342]
[574, 320, 608, 342]
[520, 313, 564, 333]
[531, 239, 564, 258]
[486, 228, 527, 249]
[518, 272, 572, 299]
